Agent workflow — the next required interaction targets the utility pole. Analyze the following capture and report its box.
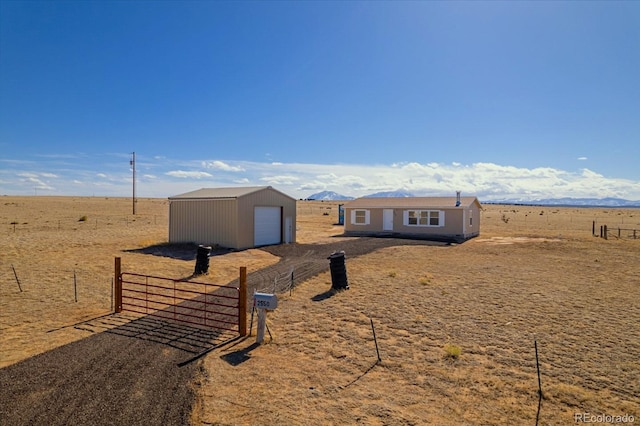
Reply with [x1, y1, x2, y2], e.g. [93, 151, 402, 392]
[130, 152, 136, 215]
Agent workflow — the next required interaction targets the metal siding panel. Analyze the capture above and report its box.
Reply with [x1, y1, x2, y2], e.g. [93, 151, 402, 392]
[168, 199, 238, 248]
[284, 198, 296, 244]
[237, 196, 254, 249]
[168, 201, 181, 242]
[209, 200, 237, 248]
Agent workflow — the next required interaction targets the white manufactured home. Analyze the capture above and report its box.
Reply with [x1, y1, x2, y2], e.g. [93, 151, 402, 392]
[343, 194, 481, 243]
[168, 186, 296, 249]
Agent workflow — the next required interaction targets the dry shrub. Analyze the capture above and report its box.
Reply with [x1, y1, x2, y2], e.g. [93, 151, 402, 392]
[444, 343, 462, 360]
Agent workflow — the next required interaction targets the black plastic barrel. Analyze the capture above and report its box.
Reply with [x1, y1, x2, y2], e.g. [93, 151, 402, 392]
[194, 245, 212, 275]
[328, 251, 349, 290]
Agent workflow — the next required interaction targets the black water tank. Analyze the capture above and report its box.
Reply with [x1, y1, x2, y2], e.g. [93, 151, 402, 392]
[194, 245, 211, 275]
[328, 251, 349, 290]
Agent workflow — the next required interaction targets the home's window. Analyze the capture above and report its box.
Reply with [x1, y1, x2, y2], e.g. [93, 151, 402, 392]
[405, 210, 443, 227]
[469, 209, 473, 227]
[408, 210, 428, 225]
[429, 211, 439, 226]
[351, 209, 370, 225]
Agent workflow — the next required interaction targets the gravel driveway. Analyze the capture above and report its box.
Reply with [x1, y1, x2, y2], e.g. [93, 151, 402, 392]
[0, 238, 444, 426]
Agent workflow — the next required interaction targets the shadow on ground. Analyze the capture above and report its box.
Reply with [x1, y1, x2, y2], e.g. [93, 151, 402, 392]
[311, 288, 338, 302]
[123, 242, 235, 261]
[220, 342, 261, 366]
[0, 313, 211, 426]
[0, 237, 451, 426]
[71, 313, 237, 356]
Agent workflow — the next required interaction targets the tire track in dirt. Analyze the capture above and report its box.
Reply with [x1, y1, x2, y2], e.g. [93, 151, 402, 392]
[0, 238, 444, 426]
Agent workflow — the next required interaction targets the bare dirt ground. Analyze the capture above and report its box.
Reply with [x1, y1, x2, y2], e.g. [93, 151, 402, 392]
[1, 197, 639, 425]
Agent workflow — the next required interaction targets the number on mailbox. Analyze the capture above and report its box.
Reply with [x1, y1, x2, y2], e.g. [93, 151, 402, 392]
[254, 292, 278, 310]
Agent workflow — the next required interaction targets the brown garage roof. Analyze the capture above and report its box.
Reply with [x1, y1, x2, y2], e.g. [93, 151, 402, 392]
[169, 186, 295, 200]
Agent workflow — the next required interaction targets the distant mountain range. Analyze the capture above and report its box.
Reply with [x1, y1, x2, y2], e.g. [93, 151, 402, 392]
[305, 190, 414, 200]
[363, 190, 415, 198]
[305, 191, 354, 201]
[486, 197, 640, 207]
[305, 191, 640, 207]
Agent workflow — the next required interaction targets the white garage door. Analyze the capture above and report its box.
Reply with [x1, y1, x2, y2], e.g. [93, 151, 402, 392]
[254, 206, 281, 246]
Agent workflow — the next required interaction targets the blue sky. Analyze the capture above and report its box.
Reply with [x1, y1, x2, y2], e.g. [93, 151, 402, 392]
[1, 1, 639, 201]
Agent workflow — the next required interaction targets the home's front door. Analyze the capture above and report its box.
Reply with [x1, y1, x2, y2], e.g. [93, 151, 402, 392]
[383, 209, 394, 231]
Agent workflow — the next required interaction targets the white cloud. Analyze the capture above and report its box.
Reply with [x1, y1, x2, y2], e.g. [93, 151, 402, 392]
[202, 160, 245, 172]
[166, 170, 213, 179]
[17, 172, 38, 179]
[578, 156, 588, 161]
[16, 172, 55, 191]
[2, 154, 640, 201]
[580, 168, 603, 178]
[260, 175, 300, 185]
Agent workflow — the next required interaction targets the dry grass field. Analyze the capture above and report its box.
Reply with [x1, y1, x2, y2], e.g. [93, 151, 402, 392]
[1, 196, 639, 425]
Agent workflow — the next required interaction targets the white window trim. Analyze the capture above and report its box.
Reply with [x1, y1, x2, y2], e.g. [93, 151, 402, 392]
[403, 210, 445, 227]
[350, 209, 370, 225]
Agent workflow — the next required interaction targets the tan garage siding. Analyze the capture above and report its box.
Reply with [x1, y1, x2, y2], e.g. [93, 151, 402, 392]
[168, 186, 296, 249]
[169, 199, 237, 247]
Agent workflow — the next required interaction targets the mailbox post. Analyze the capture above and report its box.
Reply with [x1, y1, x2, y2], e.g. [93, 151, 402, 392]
[254, 292, 277, 344]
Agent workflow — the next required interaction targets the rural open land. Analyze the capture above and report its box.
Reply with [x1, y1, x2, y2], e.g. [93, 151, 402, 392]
[1, 196, 639, 425]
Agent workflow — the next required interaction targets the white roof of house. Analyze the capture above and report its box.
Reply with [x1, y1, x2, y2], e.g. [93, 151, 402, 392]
[344, 196, 480, 209]
[169, 186, 295, 200]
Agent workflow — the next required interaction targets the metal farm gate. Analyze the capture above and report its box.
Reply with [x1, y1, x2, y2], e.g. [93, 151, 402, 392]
[114, 258, 247, 336]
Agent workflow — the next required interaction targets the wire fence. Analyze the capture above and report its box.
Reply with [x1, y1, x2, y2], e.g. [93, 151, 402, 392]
[1, 262, 113, 309]
[594, 223, 639, 240]
[5, 214, 166, 233]
[250, 254, 329, 296]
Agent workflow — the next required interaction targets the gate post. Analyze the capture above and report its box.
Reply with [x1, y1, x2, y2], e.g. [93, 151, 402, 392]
[114, 257, 122, 313]
[239, 266, 247, 336]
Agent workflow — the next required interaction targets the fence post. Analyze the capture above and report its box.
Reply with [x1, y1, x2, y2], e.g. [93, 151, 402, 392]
[239, 266, 247, 336]
[114, 257, 122, 313]
[604, 225, 608, 240]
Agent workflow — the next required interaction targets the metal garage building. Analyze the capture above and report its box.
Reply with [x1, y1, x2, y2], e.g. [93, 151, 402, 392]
[168, 186, 296, 249]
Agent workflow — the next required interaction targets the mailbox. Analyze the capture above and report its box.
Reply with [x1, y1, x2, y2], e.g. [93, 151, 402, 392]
[254, 292, 278, 310]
